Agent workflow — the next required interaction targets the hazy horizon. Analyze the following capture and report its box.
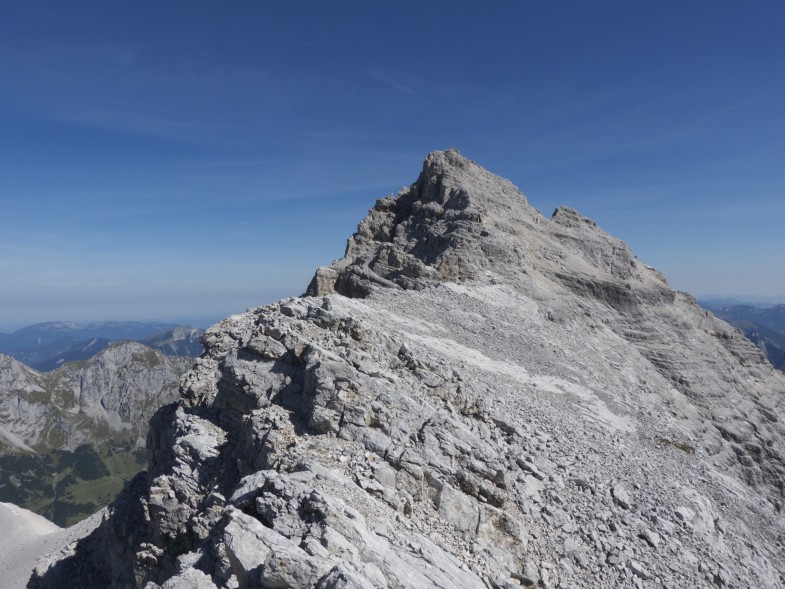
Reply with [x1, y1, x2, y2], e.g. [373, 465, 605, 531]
[0, 286, 298, 333]
[2, 290, 785, 335]
[0, 316, 223, 334]
[1, 2, 783, 328]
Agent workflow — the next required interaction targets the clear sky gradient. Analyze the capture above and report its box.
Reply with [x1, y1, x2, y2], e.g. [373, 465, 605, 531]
[1, 1, 784, 331]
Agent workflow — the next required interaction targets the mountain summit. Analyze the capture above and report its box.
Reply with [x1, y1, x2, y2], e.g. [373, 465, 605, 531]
[308, 149, 669, 304]
[27, 151, 785, 589]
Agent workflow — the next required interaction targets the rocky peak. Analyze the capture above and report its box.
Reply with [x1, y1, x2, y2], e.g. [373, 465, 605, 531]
[306, 149, 531, 297]
[0, 353, 39, 382]
[308, 150, 669, 313]
[26, 151, 785, 589]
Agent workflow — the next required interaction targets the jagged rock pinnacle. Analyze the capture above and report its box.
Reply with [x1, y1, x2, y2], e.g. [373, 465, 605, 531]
[307, 149, 529, 297]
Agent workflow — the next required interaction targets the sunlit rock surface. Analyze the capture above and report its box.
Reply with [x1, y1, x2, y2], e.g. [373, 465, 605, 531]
[29, 150, 785, 588]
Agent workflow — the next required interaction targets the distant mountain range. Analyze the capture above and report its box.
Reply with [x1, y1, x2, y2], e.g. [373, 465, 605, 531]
[0, 322, 205, 526]
[700, 301, 785, 371]
[0, 321, 204, 371]
[140, 325, 204, 358]
[700, 295, 785, 308]
[0, 341, 193, 526]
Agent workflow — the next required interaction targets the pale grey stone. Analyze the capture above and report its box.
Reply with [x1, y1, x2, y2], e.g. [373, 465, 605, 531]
[520, 560, 539, 586]
[612, 485, 632, 510]
[23, 150, 785, 589]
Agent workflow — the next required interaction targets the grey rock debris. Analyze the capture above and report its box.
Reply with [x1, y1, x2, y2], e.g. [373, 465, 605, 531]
[28, 150, 785, 588]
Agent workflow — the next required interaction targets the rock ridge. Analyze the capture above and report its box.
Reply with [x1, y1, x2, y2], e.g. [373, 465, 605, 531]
[28, 151, 785, 589]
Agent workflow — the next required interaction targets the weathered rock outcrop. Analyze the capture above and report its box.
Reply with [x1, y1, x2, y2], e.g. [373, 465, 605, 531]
[705, 303, 785, 371]
[31, 150, 785, 588]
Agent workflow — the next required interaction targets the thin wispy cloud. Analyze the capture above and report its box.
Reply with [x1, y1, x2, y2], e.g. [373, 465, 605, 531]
[56, 108, 218, 143]
[367, 70, 418, 97]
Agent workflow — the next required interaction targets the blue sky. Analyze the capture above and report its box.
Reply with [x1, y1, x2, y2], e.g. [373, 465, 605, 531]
[1, 1, 784, 331]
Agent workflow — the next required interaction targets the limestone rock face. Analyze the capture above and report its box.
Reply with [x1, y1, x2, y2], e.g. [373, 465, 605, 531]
[306, 149, 671, 306]
[0, 342, 193, 453]
[0, 342, 194, 526]
[31, 151, 785, 589]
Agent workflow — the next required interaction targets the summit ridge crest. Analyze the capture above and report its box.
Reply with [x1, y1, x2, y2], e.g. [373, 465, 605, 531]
[308, 150, 669, 308]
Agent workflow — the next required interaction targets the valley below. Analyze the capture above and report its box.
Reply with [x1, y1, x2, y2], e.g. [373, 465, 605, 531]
[0, 341, 193, 526]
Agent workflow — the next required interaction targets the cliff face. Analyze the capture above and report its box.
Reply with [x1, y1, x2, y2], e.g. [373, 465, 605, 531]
[31, 151, 785, 589]
[0, 342, 192, 453]
[0, 342, 192, 525]
[705, 303, 785, 371]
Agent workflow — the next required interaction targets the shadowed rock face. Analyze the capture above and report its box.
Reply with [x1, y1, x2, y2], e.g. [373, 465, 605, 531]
[307, 149, 512, 296]
[29, 150, 785, 589]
